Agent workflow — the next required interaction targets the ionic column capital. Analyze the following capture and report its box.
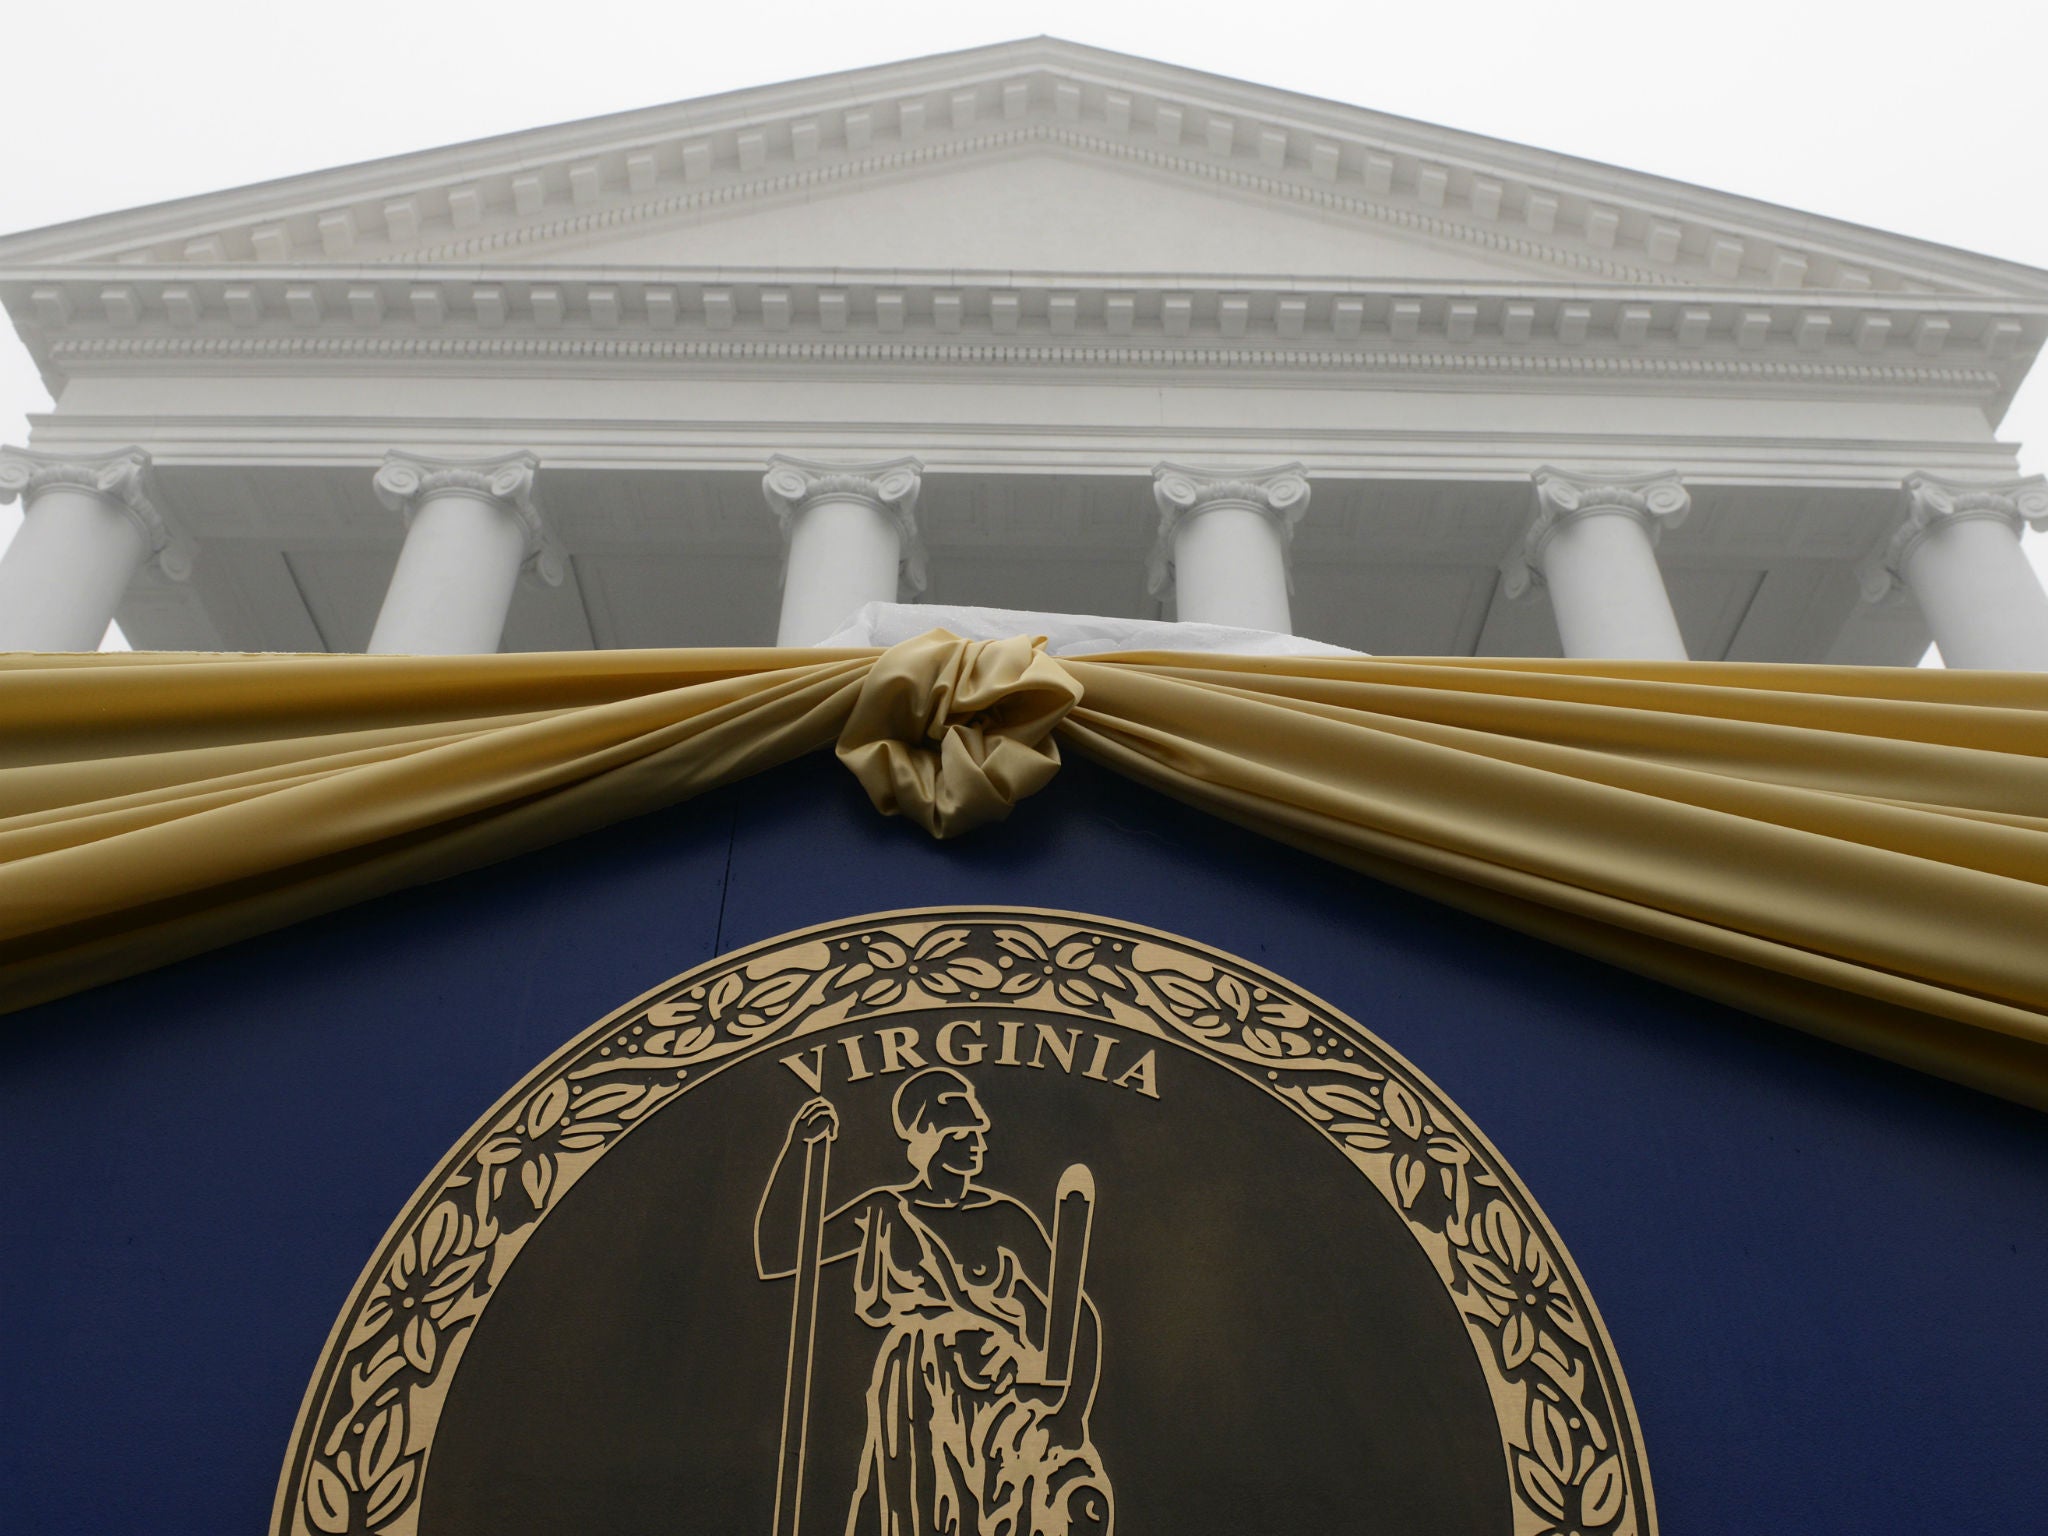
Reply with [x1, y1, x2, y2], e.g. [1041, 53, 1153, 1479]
[0, 445, 192, 580]
[372, 449, 563, 586]
[1147, 461, 1310, 594]
[1502, 466, 1689, 599]
[761, 454, 926, 591]
[1859, 472, 2048, 602]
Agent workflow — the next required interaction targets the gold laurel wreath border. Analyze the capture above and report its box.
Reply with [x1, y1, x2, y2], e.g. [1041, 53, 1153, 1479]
[271, 907, 1657, 1536]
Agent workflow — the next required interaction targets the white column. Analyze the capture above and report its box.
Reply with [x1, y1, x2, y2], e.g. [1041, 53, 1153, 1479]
[1860, 473, 2048, 671]
[1149, 462, 1310, 632]
[0, 447, 191, 651]
[367, 451, 563, 655]
[1503, 467, 1690, 660]
[761, 455, 924, 646]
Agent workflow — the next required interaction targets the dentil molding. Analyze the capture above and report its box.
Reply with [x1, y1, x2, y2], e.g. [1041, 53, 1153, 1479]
[383, 125, 1673, 286]
[33, 333, 2013, 402]
[19, 272, 2033, 365]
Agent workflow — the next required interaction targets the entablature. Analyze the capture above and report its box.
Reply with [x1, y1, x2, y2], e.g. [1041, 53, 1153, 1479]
[9, 267, 2040, 414]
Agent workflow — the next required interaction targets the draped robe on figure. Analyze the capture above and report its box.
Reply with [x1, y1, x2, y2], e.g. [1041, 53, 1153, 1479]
[841, 1189, 1110, 1536]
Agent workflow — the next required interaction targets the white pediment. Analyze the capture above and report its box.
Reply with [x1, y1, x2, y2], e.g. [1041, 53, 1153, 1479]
[6, 38, 2045, 305]
[521, 144, 1562, 282]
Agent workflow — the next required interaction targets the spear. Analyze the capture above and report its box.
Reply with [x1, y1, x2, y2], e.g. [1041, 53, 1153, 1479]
[1040, 1164, 1096, 1395]
[771, 1107, 835, 1536]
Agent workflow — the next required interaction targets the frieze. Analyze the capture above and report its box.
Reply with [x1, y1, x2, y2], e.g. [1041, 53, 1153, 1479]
[43, 332, 2009, 397]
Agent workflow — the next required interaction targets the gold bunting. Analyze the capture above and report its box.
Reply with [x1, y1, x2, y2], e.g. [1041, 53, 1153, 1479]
[3, 636, 2047, 1109]
[837, 629, 1082, 838]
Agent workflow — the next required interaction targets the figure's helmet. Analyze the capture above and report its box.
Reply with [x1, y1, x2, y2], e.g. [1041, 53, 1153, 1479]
[893, 1066, 990, 1175]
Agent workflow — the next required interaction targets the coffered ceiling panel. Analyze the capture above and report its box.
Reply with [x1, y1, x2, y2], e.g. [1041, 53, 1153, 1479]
[576, 552, 782, 650]
[1292, 560, 1496, 655]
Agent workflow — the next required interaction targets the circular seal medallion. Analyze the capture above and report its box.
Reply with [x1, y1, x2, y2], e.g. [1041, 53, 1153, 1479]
[275, 908, 1654, 1536]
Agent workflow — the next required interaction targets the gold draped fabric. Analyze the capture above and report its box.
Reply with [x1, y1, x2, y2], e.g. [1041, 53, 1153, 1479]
[4, 632, 2047, 1110]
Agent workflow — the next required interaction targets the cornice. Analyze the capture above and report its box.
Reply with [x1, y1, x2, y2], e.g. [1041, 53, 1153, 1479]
[20, 273, 2023, 403]
[19, 418, 2021, 497]
[24, 416, 2021, 475]
[4, 38, 2043, 305]
[27, 267, 2045, 309]
[378, 125, 1672, 286]
[12, 270, 2035, 368]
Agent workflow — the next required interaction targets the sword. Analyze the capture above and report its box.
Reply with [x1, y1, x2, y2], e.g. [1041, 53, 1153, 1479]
[771, 1106, 834, 1536]
[1040, 1164, 1096, 1395]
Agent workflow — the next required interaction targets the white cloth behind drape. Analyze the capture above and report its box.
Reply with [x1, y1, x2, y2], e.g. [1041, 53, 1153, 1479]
[818, 601, 1365, 659]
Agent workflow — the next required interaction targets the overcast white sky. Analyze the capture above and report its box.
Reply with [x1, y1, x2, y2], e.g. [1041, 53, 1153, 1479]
[3, 0, 2044, 655]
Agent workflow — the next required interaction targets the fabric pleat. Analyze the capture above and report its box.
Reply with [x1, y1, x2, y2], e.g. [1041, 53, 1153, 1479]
[3, 637, 2046, 1109]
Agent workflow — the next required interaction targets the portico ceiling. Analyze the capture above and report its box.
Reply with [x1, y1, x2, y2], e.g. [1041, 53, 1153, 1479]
[116, 464, 1926, 664]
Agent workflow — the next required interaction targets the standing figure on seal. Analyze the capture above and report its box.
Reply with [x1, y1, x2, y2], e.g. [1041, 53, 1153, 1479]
[756, 1067, 1113, 1536]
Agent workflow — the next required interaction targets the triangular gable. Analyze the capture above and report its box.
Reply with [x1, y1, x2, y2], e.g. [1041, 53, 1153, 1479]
[4, 38, 2044, 302]
[517, 142, 1569, 283]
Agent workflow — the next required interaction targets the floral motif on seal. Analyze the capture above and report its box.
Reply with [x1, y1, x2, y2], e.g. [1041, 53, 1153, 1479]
[276, 910, 1652, 1536]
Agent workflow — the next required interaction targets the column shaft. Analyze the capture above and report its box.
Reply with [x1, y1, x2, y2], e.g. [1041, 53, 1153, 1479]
[0, 447, 176, 653]
[777, 496, 906, 646]
[762, 456, 924, 647]
[1150, 463, 1309, 634]
[1506, 468, 1690, 662]
[1867, 474, 2048, 671]
[1902, 516, 2048, 671]
[367, 490, 530, 654]
[0, 486, 151, 651]
[1172, 505, 1292, 631]
[366, 451, 556, 656]
[1541, 512, 1689, 661]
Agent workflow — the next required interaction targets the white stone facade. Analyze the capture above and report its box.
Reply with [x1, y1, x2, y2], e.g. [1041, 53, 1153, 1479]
[2, 39, 2046, 663]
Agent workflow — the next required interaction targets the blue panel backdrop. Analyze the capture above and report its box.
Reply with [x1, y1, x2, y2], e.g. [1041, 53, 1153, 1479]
[3, 752, 2044, 1533]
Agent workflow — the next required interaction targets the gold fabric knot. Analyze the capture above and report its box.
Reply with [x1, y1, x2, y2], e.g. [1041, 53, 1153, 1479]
[836, 629, 1083, 839]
